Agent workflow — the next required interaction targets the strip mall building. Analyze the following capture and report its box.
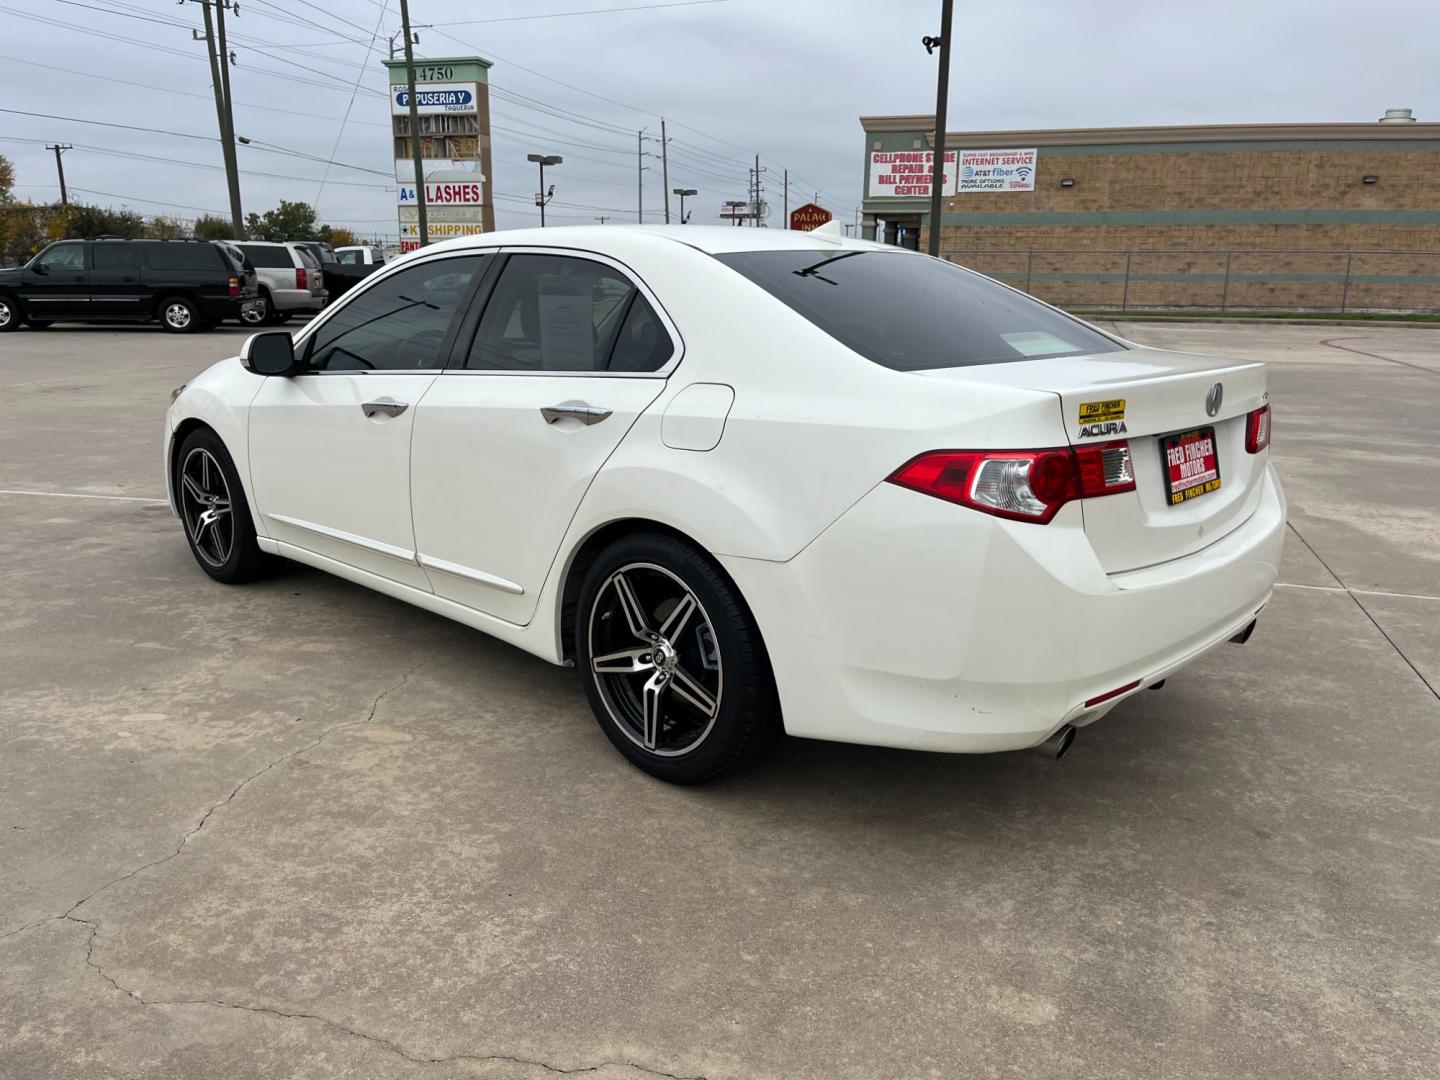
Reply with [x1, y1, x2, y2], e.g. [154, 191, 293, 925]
[858, 112, 1440, 311]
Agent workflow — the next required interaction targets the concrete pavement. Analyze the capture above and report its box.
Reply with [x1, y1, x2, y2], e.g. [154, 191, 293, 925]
[2, 322, 1437, 1079]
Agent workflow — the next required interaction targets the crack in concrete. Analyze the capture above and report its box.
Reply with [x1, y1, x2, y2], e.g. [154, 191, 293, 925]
[65, 913, 703, 1079]
[3, 662, 424, 942]
[8, 662, 707, 1079]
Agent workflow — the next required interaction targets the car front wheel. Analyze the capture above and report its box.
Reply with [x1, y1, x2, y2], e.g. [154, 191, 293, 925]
[0, 296, 18, 332]
[575, 532, 782, 784]
[175, 427, 272, 583]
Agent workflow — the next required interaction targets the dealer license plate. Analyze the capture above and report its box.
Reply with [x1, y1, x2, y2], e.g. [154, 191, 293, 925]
[1160, 427, 1221, 505]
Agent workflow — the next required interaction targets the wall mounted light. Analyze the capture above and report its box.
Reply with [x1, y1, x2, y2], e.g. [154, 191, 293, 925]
[1059, 178, 1077, 188]
[1362, 174, 1380, 184]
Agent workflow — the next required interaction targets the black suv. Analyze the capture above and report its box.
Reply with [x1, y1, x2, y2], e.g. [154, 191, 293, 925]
[0, 238, 259, 333]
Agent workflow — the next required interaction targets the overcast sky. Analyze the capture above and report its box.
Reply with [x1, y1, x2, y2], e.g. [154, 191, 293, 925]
[2, 0, 1436, 240]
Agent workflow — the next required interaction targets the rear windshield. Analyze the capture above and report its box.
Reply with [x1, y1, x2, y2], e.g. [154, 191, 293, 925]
[714, 249, 1125, 370]
[238, 244, 293, 269]
[294, 247, 321, 269]
[214, 242, 247, 272]
[136, 242, 224, 271]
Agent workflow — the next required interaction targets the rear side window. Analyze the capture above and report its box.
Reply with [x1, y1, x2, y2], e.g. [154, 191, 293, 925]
[136, 242, 223, 270]
[305, 255, 485, 371]
[214, 242, 246, 272]
[238, 244, 293, 269]
[714, 249, 1125, 370]
[294, 247, 321, 270]
[608, 295, 674, 373]
[464, 254, 644, 372]
[92, 243, 136, 270]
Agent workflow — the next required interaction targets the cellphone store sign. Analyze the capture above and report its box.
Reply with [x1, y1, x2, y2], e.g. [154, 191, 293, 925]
[868, 148, 1037, 197]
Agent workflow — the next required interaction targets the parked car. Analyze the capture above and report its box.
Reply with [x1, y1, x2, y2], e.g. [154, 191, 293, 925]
[325, 244, 388, 301]
[235, 241, 328, 326]
[0, 238, 257, 333]
[165, 225, 1285, 783]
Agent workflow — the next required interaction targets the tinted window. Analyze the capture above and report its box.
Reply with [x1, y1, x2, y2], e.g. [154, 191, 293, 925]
[305, 255, 485, 372]
[714, 250, 1125, 369]
[238, 244, 293, 269]
[465, 254, 637, 372]
[608, 294, 674, 373]
[294, 247, 320, 270]
[138, 242, 223, 270]
[92, 243, 136, 270]
[34, 242, 85, 272]
[214, 242, 246, 272]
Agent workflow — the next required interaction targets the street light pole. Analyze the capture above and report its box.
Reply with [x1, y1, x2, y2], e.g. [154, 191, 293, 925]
[924, 0, 954, 257]
[528, 154, 562, 227]
[673, 187, 697, 224]
[399, 0, 429, 247]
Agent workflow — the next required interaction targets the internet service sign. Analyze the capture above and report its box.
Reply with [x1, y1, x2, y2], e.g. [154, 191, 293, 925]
[391, 83, 477, 115]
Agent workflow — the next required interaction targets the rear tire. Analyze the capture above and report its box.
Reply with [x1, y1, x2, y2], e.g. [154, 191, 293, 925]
[240, 291, 275, 327]
[175, 427, 273, 584]
[159, 296, 200, 334]
[0, 295, 19, 332]
[575, 532, 782, 784]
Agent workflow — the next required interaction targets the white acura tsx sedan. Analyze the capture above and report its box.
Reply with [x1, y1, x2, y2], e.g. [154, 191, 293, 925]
[165, 224, 1285, 783]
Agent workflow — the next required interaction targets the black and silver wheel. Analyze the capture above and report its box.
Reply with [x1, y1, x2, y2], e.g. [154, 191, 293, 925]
[175, 428, 272, 583]
[0, 296, 18, 332]
[160, 296, 200, 333]
[240, 292, 272, 327]
[576, 533, 781, 784]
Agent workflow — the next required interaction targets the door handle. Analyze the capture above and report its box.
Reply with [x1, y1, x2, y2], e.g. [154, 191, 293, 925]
[541, 403, 612, 426]
[361, 401, 409, 418]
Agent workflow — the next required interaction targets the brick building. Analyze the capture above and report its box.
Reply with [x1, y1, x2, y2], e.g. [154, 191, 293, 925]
[859, 114, 1440, 312]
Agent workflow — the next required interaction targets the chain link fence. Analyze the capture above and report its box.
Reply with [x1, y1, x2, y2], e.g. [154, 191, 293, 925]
[939, 249, 1440, 314]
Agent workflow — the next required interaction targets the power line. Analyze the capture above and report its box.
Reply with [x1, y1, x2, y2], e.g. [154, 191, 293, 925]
[313, 0, 391, 210]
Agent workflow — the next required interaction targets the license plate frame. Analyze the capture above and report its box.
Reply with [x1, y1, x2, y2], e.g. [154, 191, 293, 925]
[1160, 426, 1222, 506]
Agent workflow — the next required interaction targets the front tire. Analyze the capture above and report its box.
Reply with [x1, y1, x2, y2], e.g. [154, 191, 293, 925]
[575, 532, 782, 784]
[175, 427, 273, 583]
[0, 295, 19, 332]
[159, 296, 200, 333]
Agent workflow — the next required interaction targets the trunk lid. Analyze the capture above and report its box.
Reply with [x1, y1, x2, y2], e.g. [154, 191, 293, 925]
[922, 346, 1270, 573]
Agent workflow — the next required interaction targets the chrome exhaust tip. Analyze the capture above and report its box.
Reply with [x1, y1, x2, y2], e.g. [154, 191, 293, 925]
[1032, 724, 1076, 760]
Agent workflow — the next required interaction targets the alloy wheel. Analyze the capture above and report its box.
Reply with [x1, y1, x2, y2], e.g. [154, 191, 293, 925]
[241, 296, 268, 326]
[165, 303, 192, 330]
[179, 447, 233, 568]
[0, 300, 12, 328]
[587, 562, 723, 757]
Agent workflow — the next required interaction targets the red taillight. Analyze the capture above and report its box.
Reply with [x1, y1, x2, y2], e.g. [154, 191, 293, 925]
[295, 267, 308, 290]
[887, 440, 1135, 524]
[227, 275, 239, 298]
[1245, 404, 1271, 453]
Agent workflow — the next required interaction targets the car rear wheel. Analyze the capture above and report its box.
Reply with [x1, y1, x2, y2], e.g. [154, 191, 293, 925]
[240, 291, 274, 327]
[175, 428, 273, 584]
[159, 296, 200, 334]
[575, 532, 782, 784]
[0, 296, 18, 332]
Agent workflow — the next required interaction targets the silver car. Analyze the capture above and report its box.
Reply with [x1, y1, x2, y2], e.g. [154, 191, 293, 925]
[236, 241, 328, 326]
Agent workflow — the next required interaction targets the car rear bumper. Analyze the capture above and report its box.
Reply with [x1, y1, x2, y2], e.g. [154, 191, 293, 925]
[719, 462, 1286, 754]
[269, 288, 328, 312]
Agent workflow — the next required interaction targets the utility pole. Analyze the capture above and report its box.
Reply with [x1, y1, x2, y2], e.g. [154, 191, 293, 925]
[637, 128, 645, 223]
[923, 0, 954, 257]
[399, 0, 429, 246]
[45, 144, 72, 207]
[191, 1, 245, 239]
[753, 154, 763, 226]
[213, 0, 245, 239]
[660, 117, 670, 224]
[782, 168, 788, 228]
[593, 216, 609, 225]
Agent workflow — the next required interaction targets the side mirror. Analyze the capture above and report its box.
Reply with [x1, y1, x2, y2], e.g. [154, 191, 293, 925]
[240, 331, 300, 377]
[31, 262, 48, 275]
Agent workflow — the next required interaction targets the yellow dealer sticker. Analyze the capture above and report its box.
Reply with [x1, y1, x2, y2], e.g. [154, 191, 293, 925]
[1079, 399, 1126, 423]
